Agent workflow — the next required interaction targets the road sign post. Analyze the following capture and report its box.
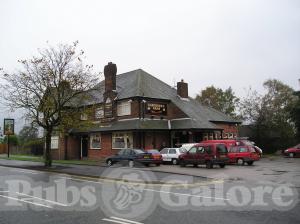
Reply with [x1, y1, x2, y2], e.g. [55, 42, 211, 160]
[4, 119, 14, 158]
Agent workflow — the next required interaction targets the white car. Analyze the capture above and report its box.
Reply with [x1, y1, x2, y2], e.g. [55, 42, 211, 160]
[160, 147, 187, 165]
[180, 143, 197, 151]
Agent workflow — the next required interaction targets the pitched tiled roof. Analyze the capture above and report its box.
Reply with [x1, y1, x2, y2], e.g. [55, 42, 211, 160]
[78, 69, 240, 130]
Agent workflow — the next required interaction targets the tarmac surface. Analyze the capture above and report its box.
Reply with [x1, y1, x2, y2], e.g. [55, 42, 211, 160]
[0, 157, 299, 224]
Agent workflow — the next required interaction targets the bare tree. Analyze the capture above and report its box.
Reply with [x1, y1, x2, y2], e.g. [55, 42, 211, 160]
[0, 42, 98, 166]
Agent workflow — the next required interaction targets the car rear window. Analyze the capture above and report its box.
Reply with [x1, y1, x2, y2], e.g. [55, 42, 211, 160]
[216, 144, 227, 153]
[134, 149, 145, 154]
[148, 150, 159, 154]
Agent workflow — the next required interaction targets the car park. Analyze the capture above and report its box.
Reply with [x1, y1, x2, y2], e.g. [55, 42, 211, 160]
[105, 148, 161, 167]
[284, 144, 300, 158]
[178, 143, 228, 169]
[228, 145, 260, 165]
[160, 147, 186, 165]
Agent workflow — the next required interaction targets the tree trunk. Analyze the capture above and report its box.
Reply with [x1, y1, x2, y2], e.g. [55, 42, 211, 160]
[44, 129, 52, 167]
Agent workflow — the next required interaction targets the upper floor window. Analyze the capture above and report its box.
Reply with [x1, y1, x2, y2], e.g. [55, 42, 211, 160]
[117, 101, 131, 116]
[95, 106, 104, 119]
[80, 113, 88, 121]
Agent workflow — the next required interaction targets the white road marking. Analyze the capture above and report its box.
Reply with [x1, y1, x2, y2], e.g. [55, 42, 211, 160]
[0, 194, 52, 208]
[110, 217, 143, 224]
[15, 192, 69, 207]
[58, 177, 103, 185]
[143, 188, 230, 201]
[13, 169, 40, 175]
[102, 217, 143, 224]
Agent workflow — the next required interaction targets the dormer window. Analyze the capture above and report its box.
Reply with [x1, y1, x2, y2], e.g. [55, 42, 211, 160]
[117, 101, 131, 116]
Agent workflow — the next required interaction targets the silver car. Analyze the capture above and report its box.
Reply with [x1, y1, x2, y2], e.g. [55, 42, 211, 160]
[160, 147, 186, 165]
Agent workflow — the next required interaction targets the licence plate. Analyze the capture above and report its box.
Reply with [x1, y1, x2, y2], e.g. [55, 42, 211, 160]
[220, 155, 225, 158]
[144, 156, 150, 159]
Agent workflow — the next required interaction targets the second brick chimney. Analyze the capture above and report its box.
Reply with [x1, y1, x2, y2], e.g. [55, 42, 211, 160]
[177, 79, 188, 98]
[104, 62, 117, 92]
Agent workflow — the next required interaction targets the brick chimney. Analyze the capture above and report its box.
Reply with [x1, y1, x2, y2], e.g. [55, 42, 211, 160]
[104, 62, 117, 92]
[177, 79, 188, 98]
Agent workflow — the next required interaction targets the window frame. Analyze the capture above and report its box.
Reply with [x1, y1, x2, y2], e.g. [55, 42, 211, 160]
[90, 134, 101, 150]
[112, 132, 133, 149]
[117, 101, 131, 116]
[51, 136, 59, 149]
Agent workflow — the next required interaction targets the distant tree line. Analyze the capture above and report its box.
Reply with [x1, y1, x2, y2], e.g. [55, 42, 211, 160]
[195, 79, 299, 153]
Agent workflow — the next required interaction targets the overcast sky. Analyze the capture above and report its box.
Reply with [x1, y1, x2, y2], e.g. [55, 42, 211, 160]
[0, 0, 300, 132]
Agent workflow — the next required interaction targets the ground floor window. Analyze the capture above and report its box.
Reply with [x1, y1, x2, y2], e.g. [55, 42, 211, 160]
[51, 136, 59, 149]
[90, 134, 101, 149]
[112, 132, 133, 149]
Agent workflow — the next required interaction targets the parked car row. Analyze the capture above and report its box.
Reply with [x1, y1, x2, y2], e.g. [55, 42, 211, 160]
[105, 139, 263, 168]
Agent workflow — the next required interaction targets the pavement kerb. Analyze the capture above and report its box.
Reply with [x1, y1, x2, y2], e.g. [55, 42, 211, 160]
[0, 163, 223, 187]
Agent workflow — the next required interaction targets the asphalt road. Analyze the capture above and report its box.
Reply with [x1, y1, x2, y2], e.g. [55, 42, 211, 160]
[0, 158, 300, 224]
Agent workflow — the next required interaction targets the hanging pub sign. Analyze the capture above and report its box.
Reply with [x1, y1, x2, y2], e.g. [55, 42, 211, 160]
[104, 98, 113, 118]
[4, 119, 14, 135]
[146, 103, 167, 116]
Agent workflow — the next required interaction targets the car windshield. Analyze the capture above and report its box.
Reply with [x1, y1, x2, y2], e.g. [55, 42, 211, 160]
[216, 144, 227, 153]
[179, 148, 186, 153]
[134, 149, 145, 154]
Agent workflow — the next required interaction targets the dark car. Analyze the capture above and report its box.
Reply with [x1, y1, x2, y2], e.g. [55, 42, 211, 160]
[284, 144, 300, 158]
[178, 143, 229, 169]
[106, 148, 161, 167]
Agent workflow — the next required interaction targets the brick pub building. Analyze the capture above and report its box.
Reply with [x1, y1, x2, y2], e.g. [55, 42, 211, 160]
[51, 62, 240, 160]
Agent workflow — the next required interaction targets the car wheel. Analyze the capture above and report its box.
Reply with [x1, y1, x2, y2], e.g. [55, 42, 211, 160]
[247, 161, 254, 166]
[172, 159, 178, 165]
[156, 163, 160, 166]
[106, 159, 113, 167]
[237, 158, 244, 165]
[128, 160, 134, 168]
[206, 161, 213, 169]
[219, 164, 226, 168]
[289, 153, 295, 158]
[193, 164, 198, 168]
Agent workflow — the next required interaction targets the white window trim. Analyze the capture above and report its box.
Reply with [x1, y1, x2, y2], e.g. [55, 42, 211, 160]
[90, 134, 101, 149]
[112, 132, 133, 149]
[117, 101, 131, 116]
[51, 136, 59, 149]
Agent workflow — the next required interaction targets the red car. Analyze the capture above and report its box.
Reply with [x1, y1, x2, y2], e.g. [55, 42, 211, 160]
[146, 149, 162, 166]
[202, 139, 262, 157]
[284, 144, 300, 158]
[228, 145, 259, 165]
[179, 143, 229, 169]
